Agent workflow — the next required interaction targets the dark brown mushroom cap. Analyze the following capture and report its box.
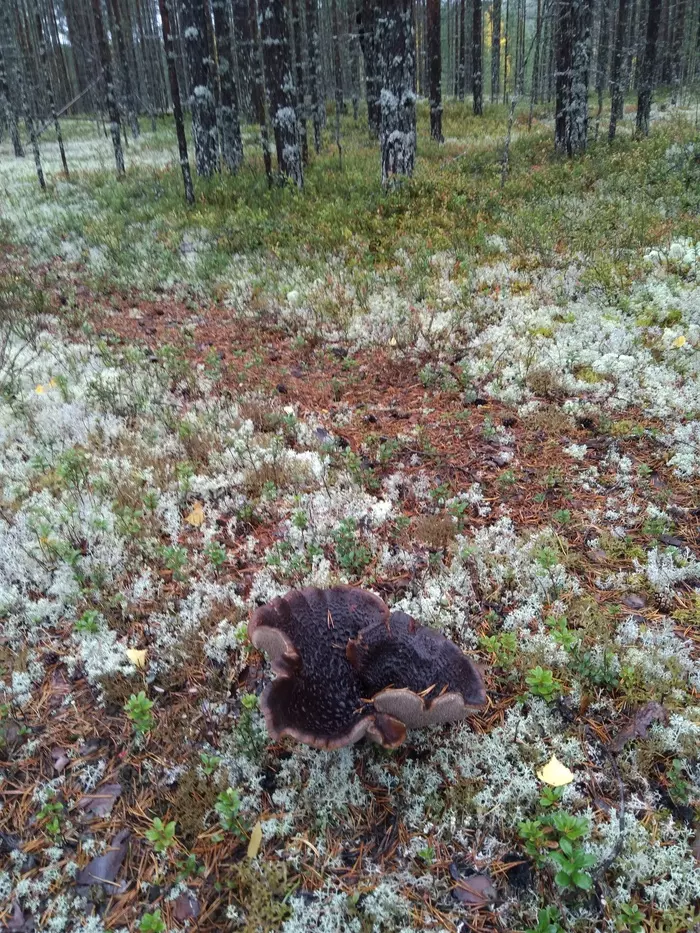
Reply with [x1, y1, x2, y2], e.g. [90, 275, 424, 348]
[346, 610, 487, 728]
[248, 586, 406, 749]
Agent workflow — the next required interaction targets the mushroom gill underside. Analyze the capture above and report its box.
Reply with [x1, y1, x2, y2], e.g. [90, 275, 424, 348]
[248, 586, 487, 749]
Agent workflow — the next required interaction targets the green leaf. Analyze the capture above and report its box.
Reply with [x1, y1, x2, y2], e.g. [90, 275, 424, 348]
[554, 870, 570, 888]
[573, 871, 593, 890]
[559, 837, 573, 857]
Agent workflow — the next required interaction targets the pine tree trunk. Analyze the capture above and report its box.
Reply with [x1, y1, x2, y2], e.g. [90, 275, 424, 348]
[305, 0, 324, 151]
[0, 43, 24, 157]
[291, 0, 309, 163]
[570, 0, 592, 152]
[378, 0, 416, 186]
[427, 0, 443, 140]
[670, 0, 686, 103]
[8, 9, 45, 189]
[491, 0, 501, 101]
[260, 0, 303, 187]
[358, 0, 381, 137]
[331, 0, 343, 162]
[609, 0, 629, 137]
[91, 0, 125, 175]
[594, 0, 610, 135]
[110, 0, 140, 137]
[532, 0, 543, 102]
[348, 0, 361, 120]
[157, 0, 194, 203]
[232, 0, 255, 121]
[458, 0, 466, 99]
[503, 0, 510, 102]
[211, 0, 243, 172]
[555, 0, 574, 152]
[636, 0, 662, 135]
[472, 0, 482, 113]
[180, 0, 218, 176]
[35, 11, 69, 175]
[248, 0, 273, 184]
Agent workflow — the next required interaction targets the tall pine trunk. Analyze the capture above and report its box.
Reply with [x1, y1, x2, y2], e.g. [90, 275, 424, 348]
[249, 0, 273, 184]
[331, 0, 343, 163]
[358, 0, 381, 137]
[458, 0, 466, 99]
[636, 0, 662, 135]
[157, 0, 194, 203]
[232, 0, 255, 120]
[609, 0, 629, 138]
[348, 0, 361, 120]
[0, 43, 24, 157]
[491, 0, 501, 101]
[427, 0, 443, 140]
[291, 0, 309, 164]
[378, 0, 416, 186]
[211, 0, 243, 172]
[569, 0, 592, 153]
[91, 0, 125, 175]
[35, 11, 69, 175]
[670, 0, 686, 104]
[555, 0, 574, 153]
[472, 0, 482, 113]
[181, 0, 218, 176]
[260, 0, 303, 187]
[306, 0, 324, 150]
[110, 0, 140, 138]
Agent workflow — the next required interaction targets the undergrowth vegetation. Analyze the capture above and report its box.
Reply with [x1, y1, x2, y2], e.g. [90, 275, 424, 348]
[0, 101, 699, 933]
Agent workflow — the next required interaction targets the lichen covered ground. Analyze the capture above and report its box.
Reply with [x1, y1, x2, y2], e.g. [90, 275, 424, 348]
[1, 103, 699, 933]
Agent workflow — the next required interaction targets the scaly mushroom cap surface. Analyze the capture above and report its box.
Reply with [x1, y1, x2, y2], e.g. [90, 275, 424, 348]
[248, 586, 406, 749]
[249, 587, 486, 748]
[346, 610, 487, 728]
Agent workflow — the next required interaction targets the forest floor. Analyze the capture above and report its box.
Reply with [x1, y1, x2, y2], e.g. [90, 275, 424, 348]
[0, 100, 699, 933]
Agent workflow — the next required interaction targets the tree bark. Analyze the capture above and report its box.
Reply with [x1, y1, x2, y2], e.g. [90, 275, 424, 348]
[569, 0, 592, 153]
[636, 0, 662, 135]
[211, 0, 243, 172]
[157, 0, 194, 203]
[260, 0, 303, 187]
[305, 0, 324, 151]
[491, 0, 501, 101]
[555, 0, 574, 153]
[231, 0, 255, 120]
[291, 0, 309, 163]
[358, 0, 381, 137]
[35, 11, 68, 175]
[249, 0, 273, 184]
[0, 42, 24, 157]
[180, 0, 219, 176]
[378, 0, 416, 186]
[458, 0, 466, 99]
[110, 0, 140, 137]
[609, 0, 629, 138]
[91, 0, 125, 175]
[427, 0, 443, 140]
[331, 0, 343, 163]
[472, 0, 483, 113]
[670, 0, 687, 103]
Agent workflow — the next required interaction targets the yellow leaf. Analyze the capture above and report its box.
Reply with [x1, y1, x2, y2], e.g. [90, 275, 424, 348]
[247, 820, 263, 859]
[536, 755, 574, 787]
[48, 377, 57, 388]
[126, 648, 148, 669]
[185, 502, 205, 527]
[35, 384, 45, 394]
[672, 335, 687, 348]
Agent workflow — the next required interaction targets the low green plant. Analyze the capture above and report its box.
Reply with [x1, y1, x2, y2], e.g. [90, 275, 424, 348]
[145, 817, 177, 854]
[551, 837, 597, 890]
[616, 903, 644, 933]
[525, 666, 560, 702]
[479, 631, 517, 668]
[125, 691, 155, 735]
[538, 785, 564, 809]
[160, 544, 188, 581]
[525, 907, 565, 933]
[37, 796, 64, 836]
[74, 609, 101, 634]
[139, 909, 166, 933]
[204, 541, 227, 569]
[215, 787, 246, 840]
[332, 518, 372, 576]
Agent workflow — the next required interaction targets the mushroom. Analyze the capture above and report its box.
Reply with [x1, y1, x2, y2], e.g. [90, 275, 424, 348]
[248, 586, 486, 749]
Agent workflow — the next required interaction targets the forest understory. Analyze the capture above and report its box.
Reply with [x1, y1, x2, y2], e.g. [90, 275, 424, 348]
[1, 102, 700, 933]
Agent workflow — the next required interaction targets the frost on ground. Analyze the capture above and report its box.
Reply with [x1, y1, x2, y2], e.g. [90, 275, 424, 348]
[0, 110, 699, 933]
